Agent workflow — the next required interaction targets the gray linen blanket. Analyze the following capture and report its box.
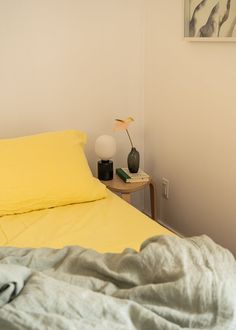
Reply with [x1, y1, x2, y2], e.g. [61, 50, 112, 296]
[0, 235, 235, 330]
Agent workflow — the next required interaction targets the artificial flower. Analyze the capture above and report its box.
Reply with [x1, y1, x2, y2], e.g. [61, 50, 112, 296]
[114, 117, 134, 148]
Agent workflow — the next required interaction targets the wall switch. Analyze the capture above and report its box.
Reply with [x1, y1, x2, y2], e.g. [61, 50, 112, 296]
[162, 177, 169, 199]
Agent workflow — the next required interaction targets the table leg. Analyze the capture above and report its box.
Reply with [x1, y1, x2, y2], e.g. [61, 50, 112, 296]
[121, 193, 131, 204]
[149, 181, 157, 221]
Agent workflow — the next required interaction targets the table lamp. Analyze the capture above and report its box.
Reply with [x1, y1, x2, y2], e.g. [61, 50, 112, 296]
[95, 135, 116, 180]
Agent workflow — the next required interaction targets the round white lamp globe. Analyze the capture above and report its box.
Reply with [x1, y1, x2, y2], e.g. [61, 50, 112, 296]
[95, 135, 116, 160]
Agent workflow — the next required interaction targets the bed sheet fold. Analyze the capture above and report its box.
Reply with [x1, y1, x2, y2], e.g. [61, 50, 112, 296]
[0, 191, 174, 252]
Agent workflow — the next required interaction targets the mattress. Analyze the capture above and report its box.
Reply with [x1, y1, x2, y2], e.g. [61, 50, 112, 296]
[0, 190, 174, 253]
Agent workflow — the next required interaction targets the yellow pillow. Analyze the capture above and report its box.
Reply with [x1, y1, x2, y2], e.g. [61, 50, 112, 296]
[0, 130, 107, 216]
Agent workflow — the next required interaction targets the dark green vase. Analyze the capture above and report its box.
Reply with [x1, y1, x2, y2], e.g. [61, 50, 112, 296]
[127, 147, 140, 173]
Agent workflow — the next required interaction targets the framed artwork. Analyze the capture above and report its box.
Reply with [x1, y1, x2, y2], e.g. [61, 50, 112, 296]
[184, 0, 236, 41]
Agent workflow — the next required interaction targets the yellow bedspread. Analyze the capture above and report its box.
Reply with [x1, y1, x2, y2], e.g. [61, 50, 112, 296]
[0, 191, 174, 253]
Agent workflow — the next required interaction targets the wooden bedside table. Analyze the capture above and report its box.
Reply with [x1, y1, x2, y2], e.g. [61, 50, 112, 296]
[101, 174, 157, 221]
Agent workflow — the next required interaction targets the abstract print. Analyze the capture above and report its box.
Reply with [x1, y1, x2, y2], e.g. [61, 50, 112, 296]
[189, 0, 236, 37]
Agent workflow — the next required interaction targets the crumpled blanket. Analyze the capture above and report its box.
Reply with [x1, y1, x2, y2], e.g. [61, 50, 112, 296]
[0, 235, 235, 330]
[0, 264, 31, 307]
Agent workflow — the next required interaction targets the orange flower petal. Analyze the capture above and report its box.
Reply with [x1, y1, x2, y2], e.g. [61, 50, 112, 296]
[114, 117, 134, 130]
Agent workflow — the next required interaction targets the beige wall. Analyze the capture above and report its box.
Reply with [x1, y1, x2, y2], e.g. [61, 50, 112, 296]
[144, 1, 236, 254]
[0, 0, 145, 174]
[1, 0, 236, 253]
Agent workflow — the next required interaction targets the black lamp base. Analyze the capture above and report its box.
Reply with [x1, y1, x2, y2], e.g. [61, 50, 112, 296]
[98, 160, 113, 181]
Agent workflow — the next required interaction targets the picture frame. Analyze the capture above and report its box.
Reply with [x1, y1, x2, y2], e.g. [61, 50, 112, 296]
[184, 0, 236, 42]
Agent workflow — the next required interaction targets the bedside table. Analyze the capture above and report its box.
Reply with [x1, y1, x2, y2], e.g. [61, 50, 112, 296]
[101, 174, 157, 221]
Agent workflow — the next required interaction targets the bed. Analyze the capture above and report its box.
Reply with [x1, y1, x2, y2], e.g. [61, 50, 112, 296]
[0, 190, 173, 252]
[0, 130, 235, 330]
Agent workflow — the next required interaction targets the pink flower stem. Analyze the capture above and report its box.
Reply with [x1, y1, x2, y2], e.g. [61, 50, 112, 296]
[126, 129, 134, 148]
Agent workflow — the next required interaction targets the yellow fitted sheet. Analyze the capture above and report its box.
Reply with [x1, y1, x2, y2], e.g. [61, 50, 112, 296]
[0, 191, 175, 253]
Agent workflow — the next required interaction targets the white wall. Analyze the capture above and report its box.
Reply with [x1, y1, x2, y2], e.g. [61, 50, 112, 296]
[144, 0, 236, 254]
[0, 0, 145, 175]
